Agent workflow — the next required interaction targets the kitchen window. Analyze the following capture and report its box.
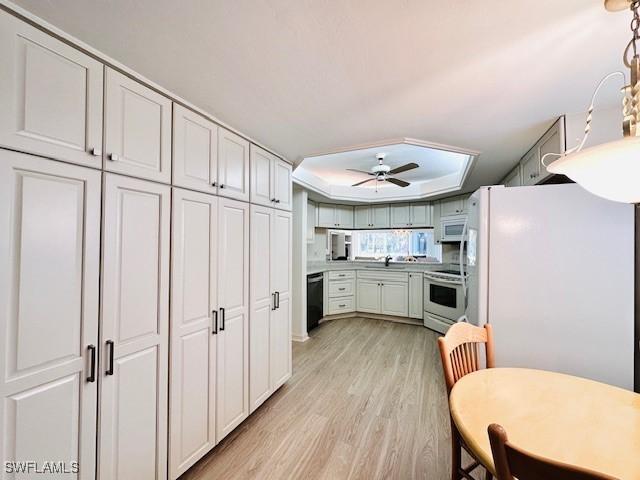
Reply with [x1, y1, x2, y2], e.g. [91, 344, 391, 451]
[352, 229, 441, 262]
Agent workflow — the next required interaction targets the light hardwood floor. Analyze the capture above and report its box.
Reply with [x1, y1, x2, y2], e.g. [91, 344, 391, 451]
[181, 317, 483, 480]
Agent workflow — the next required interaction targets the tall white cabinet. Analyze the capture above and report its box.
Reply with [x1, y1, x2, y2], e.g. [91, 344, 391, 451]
[99, 174, 170, 480]
[250, 144, 293, 211]
[216, 198, 250, 441]
[0, 152, 101, 480]
[249, 206, 292, 413]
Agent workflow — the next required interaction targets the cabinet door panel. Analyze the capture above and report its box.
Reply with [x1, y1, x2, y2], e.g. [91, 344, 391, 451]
[371, 205, 390, 228]
[273, 158, 292, 211]
[335, 205, 354, 228]
[100, 174, 169, 480]
[173, 104, 218, 194]
[440, 197, 463, 216]
[503, 166, 521, 187]
[105, 68, 172, 183]
[0, 153, 100, 480]
[271, 210, 292, 389]
[521, 149, 540, 186]
[250, 206, 272, 412]
[317, 204, 335, 227]
[356, 279, 380, 313]
[354, 206, 370, 228]
[0, 12, 103, 168]
[410, 203, 430, 227]
[250, 145, 274, 207]
[217, 198, 249, 440]
[218, 128, 249, 201]
[408, 273, 423, 319]
[381, 283, 409, 317]
[390, 204, 411, 227]
[539, 120, 564, 179]
[169, 189, 217, 478]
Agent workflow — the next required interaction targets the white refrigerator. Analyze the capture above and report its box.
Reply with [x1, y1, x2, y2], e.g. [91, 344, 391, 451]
[464, 184, 635, 390]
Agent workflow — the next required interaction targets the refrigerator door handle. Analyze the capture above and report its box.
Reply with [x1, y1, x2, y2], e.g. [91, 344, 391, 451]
[459, 217, 469, 306]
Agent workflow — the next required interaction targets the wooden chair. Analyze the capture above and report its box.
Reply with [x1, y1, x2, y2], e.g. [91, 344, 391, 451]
[438, 322, 495, 480]
[488, 424, 619, 480]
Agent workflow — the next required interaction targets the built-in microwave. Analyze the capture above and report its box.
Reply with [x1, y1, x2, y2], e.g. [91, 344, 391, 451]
[440, 214, 467, 242]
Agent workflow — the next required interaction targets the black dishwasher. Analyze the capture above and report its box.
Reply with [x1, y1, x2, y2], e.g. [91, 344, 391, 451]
[307, 273, 323, 332]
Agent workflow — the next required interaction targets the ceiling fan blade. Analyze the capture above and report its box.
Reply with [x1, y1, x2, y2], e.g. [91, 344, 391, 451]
[352, 178, 376, 187]
[386, 177, 410, 187]
[388, 162, 419, 175]
[346, 168, 375, 176]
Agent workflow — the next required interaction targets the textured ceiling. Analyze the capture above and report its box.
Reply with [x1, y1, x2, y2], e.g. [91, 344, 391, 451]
[9, 0, 630, 192]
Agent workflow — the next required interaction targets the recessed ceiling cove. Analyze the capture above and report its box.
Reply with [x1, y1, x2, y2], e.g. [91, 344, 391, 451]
[293, 139, 478, 202]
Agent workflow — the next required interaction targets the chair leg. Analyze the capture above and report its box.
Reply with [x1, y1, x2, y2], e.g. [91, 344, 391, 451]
[484, 469, 493, 480]
[451, 429, 462, 480]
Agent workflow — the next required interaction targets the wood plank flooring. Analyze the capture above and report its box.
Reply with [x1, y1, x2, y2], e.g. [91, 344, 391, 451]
[181, 317, 483, 480]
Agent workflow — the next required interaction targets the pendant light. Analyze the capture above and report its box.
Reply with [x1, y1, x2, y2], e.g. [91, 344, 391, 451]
[546, 0, 640, 204]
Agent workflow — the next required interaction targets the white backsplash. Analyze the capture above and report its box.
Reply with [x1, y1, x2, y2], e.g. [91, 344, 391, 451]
[308, 228, 328, 262]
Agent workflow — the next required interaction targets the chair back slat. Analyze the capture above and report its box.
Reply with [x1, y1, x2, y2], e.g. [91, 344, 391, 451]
[488, 424, 619, 480]
[437, 322, 495, 393]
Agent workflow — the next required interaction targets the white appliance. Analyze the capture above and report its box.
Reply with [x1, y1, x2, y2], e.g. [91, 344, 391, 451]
[440, 214, 467, 242]
[464, 184, 635, 390]
[423, 270, 466, 333]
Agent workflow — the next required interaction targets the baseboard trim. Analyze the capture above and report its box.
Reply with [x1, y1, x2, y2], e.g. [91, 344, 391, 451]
[321, 312, 424, 327]
[292, 333, 310, 343]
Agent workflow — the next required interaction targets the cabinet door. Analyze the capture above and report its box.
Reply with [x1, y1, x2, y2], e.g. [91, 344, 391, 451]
[100, 174, 170, 480]
[104, 68, 172, 183]
[371, 205, 390, 228]
[381, 282, 409, 317]
[317, 204, 336, 227]
[273, 158, 292, 211]
[172, 104, 219, 194]
[440, 197, 463, 216]
[335, 205, 354, 228]
[354, 206, 371, 228]
[249, 205, 272, 412]
[0, 152, 100, 480]
[539, 119, 564, 179]
[408, 273, 423, 319]
[411, 203, 431, 227]
[356, 279, 381, 313]
[0, 12, 103, 168]
[307, 202, 316, 243]
[521, 148, 540, 186]
[218, 128, 250, 202]
[503, 166, 521, 187]
[390, 204, 411, 227]
[250, 144, 274, 208]
[169, 188, 218, 479]
[217, 198, 249, 441]
[270, 210, 292, 390]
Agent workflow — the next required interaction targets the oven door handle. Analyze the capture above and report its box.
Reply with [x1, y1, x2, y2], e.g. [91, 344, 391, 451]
[425, 277, 463, 285]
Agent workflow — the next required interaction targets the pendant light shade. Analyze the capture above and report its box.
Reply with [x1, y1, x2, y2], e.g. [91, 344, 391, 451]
[547, 136, 640, 203]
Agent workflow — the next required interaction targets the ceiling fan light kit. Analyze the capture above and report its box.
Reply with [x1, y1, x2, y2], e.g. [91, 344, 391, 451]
[547, 0, 640, 204]
[348, 153, 418, 190]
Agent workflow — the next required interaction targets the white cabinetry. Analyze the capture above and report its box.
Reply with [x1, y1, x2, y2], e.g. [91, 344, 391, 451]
[169, 188, 218, 479]
[411, 203, 431, 227]
[250, 144, 292, 211]
[218, 128, 250, 202]
[172, 104, 219, 194]
[521, 148, 540, 186]
[520, 117, 565, 186]
[408, 273, 423, 319]
[104, 68, 172, 183]
[390, 203, 432, 228]
[216, 198, 250, 441]
[0, 152, 101, 480]
[502, 165, 522, 187]
[356, 271, 408, 316]
[354, 205, 390, 228]
[317, 204, 354, 228]
[390, 204, 411, 228]
[440, 196, 466, 216]
[250, 206, 292, 413]
[327, 270, 356, 314]
[100, 174, 170, 480]
[0, 13, 104, 168]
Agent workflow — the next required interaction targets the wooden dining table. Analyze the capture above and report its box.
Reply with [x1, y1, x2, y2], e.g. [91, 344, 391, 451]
[449, 368, 640, 479]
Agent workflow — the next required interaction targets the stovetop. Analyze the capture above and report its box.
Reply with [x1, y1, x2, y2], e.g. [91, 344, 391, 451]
[435, 269, 462, 275]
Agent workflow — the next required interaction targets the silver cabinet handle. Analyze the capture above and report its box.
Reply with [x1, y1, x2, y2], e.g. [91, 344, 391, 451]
[90, 148, 102, 156]
[338, 287, 345, 291]
[338, 304, 346, 308]
[108, 153, 119, 161]
[272, 292, 277, 310]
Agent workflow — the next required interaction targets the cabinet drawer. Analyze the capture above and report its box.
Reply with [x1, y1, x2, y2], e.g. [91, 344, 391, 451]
[328, 279, 354, 297]
[328, 296, 354, 314]
[356, 270, 408, 283]
[328, 270, 355, 280]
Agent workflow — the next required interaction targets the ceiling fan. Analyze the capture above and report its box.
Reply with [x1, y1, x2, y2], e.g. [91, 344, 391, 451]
[347, 153, 418, 188]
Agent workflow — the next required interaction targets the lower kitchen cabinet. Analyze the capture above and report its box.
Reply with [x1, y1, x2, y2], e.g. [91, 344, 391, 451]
[249, 205, 292, 413]
[356, 271, 409, 316]
[100, 173, 170, 480]
[169, 188, 218, 479]
[408, 273, 423, 319]
[216, 198, 250, 441]
[0, 152, 101, 480]
[327, 270, 356, 314]
[356, 278, 381, 313]
[381, 282, 409, 317]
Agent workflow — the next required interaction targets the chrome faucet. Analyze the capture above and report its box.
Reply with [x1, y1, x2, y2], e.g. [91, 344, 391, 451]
[385, 255, 392, 267]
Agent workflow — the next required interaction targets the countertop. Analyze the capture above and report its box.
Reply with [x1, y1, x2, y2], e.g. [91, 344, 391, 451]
[307, 260, 458, 275]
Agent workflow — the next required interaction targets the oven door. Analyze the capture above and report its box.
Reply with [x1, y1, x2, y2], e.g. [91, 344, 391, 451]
[424, 278, 465, 321]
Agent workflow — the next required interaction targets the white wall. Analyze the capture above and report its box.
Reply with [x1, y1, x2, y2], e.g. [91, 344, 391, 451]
[565, 106, 622, 150]
[291, 187, 309, 342]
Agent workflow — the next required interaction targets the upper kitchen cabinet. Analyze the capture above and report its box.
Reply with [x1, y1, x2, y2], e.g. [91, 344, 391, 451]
[317, 204, 354, 228]
[520, 116, 565, 186]
[390, 204, 411, 227]
[411, 203, 432, 227]
[354, 204, 390, 228]
[104, 67, 172, 183]
[390, 202, 432, 228]
[440, 196, 466, 216]
[502, 164, 522, 187]
[250, 144, 292, 211]
[521, 148, 540, 186]
[218, 128, 250, 202]
[172, 104, 219, 194]
[0, 12, 103, 168]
